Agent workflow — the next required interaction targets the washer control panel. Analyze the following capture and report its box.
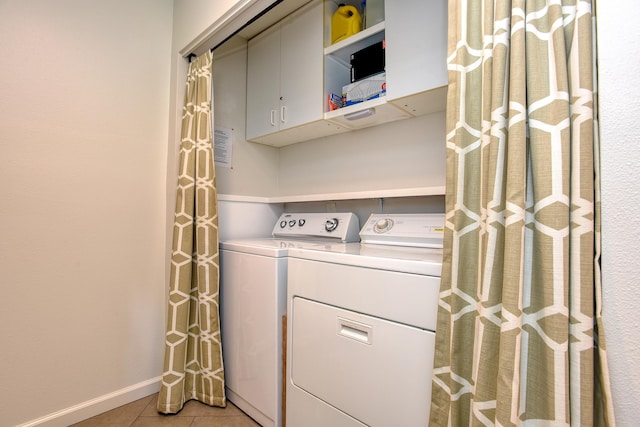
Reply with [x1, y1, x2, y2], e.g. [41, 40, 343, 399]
[272, 212, 360, 242]
[360, 213, 445, 248]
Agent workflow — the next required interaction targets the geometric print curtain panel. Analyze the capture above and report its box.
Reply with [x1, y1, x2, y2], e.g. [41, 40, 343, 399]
[430, 0, 615, 425]
[157, 51, 226, 414]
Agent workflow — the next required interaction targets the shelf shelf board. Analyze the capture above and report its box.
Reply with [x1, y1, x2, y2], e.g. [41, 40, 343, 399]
[218, 186, 446, 204]
[324, 21, 385, 61]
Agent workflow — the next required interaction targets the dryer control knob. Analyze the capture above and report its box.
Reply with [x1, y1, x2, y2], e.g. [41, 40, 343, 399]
[374, 218, 393, 233]
[325, 218, 339, 232]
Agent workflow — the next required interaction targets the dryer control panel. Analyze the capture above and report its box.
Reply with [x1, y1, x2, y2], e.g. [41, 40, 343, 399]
[272, 212, 360, 242]
[360, 213, 445, 248]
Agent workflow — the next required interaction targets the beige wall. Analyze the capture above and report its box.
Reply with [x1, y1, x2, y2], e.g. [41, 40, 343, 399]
[0, 1, 173, 425]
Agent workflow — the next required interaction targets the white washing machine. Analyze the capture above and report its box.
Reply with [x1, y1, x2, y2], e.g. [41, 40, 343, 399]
[219, 212, 360, 427]
[285, 213, 445, 427]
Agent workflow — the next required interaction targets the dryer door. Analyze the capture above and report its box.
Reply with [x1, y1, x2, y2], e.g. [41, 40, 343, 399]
[291, 297, 435, 427]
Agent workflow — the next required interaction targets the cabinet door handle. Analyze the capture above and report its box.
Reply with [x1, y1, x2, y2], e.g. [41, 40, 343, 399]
[270, 110, 276, 127]
[281, 106, 286, 123]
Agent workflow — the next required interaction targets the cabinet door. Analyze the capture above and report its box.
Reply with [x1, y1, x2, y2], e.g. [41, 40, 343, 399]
[385, 0, 447, 101]
[279, 0, 323, 130]
[246, 24, 281, 140]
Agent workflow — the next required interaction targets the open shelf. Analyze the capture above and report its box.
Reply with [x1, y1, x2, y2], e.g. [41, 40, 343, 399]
[218, 186, 446, 203]
[324, 21, 385, 64]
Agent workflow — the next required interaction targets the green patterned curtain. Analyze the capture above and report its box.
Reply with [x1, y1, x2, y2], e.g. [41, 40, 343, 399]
[157, 51, 225, 414]
[430, 0, 615, 425]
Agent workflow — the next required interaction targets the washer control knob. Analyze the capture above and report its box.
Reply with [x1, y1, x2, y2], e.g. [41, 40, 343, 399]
[280, 220, 287, 228]
[324, 218, 339, 232]
[298, 219, 306, 227]
[374, 218, 393, 233]
[288, 220, 296, 227]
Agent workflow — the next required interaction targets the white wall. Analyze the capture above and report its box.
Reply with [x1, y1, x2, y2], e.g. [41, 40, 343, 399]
[598, 1, 640, 424]
[0, 1, 173, 425]
[278, 112, 446, 196]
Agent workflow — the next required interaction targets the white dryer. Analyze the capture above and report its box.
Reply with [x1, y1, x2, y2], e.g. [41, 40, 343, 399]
[285, 213, 445, 427]
[219, 212, 360, 427]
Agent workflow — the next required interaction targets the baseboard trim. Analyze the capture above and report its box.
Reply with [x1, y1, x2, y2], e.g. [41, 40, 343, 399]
[16, 376, 162, 427]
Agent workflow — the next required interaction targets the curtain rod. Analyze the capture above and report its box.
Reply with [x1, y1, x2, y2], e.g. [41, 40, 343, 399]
[187, 0, 284, 62]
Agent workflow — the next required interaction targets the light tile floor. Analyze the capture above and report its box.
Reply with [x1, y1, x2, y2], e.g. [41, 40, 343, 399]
[71, 393, 261, 427]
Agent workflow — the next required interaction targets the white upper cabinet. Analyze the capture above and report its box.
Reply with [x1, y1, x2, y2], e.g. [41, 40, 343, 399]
[385, 0, 447, 115]
[246, 0, 347, 147]
[246, 24, 281, 140]
[323, 0, 447, 129]
[279, 3, 322, 129]
[245, 0, 447, 146]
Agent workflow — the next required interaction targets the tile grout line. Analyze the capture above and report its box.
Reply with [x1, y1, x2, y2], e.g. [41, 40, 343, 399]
[130, 394, 156, 425]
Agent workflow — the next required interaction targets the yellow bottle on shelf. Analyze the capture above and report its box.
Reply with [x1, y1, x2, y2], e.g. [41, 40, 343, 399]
[331, 4, 362, 44]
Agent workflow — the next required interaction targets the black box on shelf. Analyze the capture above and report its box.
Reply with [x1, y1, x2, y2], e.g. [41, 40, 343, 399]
[350, 40, 385, 83]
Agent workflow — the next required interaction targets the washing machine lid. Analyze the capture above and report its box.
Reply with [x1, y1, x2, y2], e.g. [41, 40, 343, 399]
[220, 238, 340, 257]
[220, 239, 288, 257]
[287, 242, 443, 276]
